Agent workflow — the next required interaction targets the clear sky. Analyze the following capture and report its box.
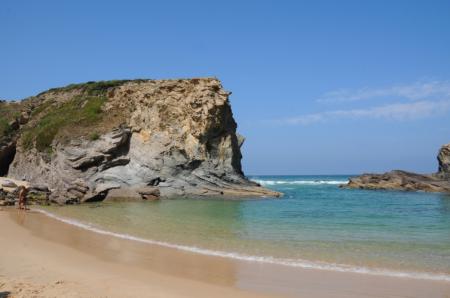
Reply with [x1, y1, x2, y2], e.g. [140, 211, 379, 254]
[2, 0, 450, 175]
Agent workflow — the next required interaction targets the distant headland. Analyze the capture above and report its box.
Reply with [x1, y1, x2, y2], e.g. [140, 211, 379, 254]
[343, 143, 450, 193]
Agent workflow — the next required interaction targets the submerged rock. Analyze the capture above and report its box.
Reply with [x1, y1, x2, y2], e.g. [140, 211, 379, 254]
[343, 143, 450, 193]
[105, 186, 160, 202]
[4, 78, 281, 203]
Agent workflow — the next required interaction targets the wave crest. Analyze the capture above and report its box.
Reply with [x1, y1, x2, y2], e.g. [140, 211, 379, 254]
[252, 179, 348, 186]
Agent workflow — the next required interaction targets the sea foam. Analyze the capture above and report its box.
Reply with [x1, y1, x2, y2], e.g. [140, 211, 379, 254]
[33, 208, 450, 282]
[252, 179, 348, 186]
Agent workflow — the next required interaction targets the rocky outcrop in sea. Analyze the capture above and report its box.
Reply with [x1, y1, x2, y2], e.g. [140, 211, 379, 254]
[0, 78, 280, 204]
[343, 143, 450, 193]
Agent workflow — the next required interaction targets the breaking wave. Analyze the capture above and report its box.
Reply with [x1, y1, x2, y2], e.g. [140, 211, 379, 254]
[252, 179, 348, 186]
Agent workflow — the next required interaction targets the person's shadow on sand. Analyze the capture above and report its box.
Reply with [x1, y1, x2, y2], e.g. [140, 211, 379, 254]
[0, 291, 11, 298]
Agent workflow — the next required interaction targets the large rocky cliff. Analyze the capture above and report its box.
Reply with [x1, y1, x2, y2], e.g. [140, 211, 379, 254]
[1, 78, 280, 204]
[344, 143, 450, 193]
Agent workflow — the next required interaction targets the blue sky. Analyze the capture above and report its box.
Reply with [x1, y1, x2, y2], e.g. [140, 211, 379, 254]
[1, 0, 450, 175]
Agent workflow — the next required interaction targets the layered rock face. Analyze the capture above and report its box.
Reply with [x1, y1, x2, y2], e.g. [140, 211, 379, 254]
[437, 143, 450, 179]
[4, 78, 280, 203]
[344, 143, 450, 193]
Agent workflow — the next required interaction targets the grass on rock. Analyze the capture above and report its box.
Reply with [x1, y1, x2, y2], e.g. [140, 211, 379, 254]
[38, 80, 145, 96]
[89, 132, 100, 141]
[0, 118, 12, 137]
[4, 79, 136, 151]
[22, 95, 107, 152]
[0, 101, 22, 138]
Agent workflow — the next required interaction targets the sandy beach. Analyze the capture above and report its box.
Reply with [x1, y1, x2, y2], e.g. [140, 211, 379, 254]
[0, 208, 448, 298]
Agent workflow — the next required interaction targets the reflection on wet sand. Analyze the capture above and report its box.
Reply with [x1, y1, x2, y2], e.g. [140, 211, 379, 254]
[10, 210, 239, 287]
[8, 209, 450, 298]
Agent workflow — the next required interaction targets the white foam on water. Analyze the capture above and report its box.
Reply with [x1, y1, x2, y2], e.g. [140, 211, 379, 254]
[252, 179, 348, 186]
[33, 208, 450, 282]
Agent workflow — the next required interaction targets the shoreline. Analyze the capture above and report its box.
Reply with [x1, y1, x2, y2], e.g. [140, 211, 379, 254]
[34, 207, 450, 282]
[1, 208, 449, 297]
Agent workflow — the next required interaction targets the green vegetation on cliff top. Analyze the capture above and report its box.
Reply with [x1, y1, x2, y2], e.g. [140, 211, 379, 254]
[37, 79, 146, 96]
[0, 101, 21, 138]
[22, 95, 107, 152]
[7, 80, 147, 151]
[23, 80, 135, 152]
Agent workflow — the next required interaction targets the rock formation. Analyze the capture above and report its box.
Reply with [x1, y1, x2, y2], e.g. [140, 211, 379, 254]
[0, 177, 50, 206]
[1, 78, 281, 204]
[343, 143, 450, 193]
[437, 143, 450, 179]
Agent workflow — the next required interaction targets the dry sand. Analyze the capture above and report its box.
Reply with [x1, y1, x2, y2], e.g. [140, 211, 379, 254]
[0, 208, 449, 298]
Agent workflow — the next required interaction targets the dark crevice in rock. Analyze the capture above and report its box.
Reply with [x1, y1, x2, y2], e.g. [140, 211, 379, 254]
[147, 177, 164, 186]
[83, 191, 108, 203]
[176, 159, 202, 171]
[229, 133, 244, 176]
[0, 141, 16, 176]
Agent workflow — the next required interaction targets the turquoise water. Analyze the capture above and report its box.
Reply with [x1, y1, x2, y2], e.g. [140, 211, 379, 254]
[39, 175, 450, 279]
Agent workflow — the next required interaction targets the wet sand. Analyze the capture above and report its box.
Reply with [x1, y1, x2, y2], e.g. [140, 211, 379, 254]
[0, 208, 449, 298]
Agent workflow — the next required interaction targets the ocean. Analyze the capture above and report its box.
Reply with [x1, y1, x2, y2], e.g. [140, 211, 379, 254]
[37, 175, 450, 281]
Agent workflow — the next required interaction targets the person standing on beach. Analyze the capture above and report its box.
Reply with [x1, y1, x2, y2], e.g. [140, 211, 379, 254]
[18, 186, 28, 210]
